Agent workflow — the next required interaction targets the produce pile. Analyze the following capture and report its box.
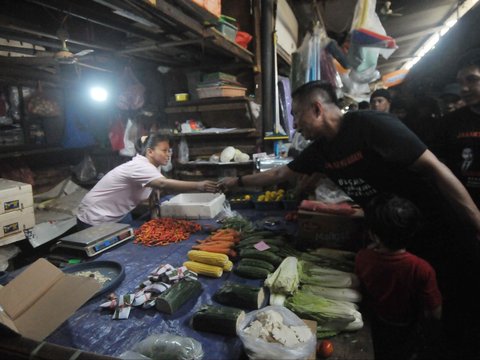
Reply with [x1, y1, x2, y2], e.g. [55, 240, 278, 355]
[134, 218, 202, 246]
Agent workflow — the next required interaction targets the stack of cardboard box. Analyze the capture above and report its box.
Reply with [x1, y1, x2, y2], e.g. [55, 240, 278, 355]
[0, 178, 35, 246]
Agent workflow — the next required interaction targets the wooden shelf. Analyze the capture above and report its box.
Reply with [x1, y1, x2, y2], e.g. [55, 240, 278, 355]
[173, 128, 257, 138]
[165, 97, 251, 113]
[177, 160, 253, 167]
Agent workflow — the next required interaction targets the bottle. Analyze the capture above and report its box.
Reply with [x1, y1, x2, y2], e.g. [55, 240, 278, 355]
[178, 136, 189, 164]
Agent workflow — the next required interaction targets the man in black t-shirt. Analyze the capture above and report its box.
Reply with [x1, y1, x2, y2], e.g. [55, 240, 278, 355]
[221, 81, 480, 237]
[220, 80, 480, 358]
[438, 49, 480, 208]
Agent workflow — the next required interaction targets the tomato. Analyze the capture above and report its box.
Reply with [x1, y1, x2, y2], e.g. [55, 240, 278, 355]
[317, 340, 334, 358]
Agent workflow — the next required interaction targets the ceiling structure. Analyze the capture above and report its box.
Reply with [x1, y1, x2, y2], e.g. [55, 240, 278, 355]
[0, 0, 254, 85]
[0, 0, 478, 90]
[291, 0, 479, 81]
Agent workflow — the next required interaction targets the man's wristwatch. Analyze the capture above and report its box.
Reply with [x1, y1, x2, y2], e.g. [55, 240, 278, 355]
[237, 175, 244, 187]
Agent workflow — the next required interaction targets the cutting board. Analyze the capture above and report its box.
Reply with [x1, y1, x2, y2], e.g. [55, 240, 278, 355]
[303, 319, 317, 360]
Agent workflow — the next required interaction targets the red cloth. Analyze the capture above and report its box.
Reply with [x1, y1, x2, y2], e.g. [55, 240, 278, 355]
[355, 249, 442, 324]
[299, 200, 356, 215]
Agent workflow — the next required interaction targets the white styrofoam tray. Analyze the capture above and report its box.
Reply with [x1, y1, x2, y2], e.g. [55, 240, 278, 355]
[160, 193, 226, 219]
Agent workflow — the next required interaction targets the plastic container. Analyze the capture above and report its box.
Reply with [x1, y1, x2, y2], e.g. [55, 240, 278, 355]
[229, 199, 254, 210]
[282, 200, 298, 211]
[197, 86, 246, 99]
[203, 72, 237, 83]
[216, 16, 238, 42]
[175, 93, 189, 102]
[254, 200, 283, 211]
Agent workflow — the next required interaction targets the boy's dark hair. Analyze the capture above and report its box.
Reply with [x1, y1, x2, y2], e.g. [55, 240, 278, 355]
[292, 80, 338, 106]
[135, 134, 171, 156]
[365, 194, 421, 250]
[457, 48, 480, 71]
[358, 101, 370, 110]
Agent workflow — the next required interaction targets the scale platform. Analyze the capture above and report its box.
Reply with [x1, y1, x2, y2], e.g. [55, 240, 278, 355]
[56, 222, 134, 257]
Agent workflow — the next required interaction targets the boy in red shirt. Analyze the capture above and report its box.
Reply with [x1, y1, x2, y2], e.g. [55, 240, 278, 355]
[355, 194, 442, 360]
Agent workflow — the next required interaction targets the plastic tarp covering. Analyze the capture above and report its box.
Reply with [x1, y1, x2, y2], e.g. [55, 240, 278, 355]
[44, 215, 278, 359]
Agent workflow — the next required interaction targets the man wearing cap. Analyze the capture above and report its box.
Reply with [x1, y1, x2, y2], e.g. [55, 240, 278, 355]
[370, 88, 391, 113]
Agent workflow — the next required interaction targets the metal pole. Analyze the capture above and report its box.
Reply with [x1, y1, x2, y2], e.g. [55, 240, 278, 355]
[260, 0, 274, 135]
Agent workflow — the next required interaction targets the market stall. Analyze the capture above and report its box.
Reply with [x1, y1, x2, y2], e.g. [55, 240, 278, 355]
[1, 206, 373, 360]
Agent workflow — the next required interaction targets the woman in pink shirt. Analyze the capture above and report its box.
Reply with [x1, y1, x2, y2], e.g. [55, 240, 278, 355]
[76, 134, 218, 228]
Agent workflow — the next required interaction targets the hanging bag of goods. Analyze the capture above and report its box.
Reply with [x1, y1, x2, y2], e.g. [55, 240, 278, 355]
[26, 82, 61, 117]
[116, 66, 145, 111]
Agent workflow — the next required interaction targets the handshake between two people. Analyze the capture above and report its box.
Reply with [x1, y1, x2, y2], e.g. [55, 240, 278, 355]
[196, 177, 240, 193]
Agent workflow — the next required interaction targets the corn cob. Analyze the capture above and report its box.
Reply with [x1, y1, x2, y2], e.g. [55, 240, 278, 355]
[184, 261, 223, 278]
[223, 260, 233, 272]
[188, 250, 229, 267]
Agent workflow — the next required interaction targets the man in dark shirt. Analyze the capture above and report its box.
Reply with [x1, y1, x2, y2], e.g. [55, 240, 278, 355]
[221, 81, 480, 235]
[439, 49, 480, 208]
[220, 80, 480, 358]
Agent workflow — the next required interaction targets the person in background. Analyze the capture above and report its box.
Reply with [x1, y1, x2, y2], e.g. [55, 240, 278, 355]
[358, 100, 370, 110]
[402, 96, 443, 154]
[355, 194, 442, 360]
[369, 88, 391, 112]
[433, 49, 480, 358]
[390, 97, 410, 121]
[439, 83, 466, 114]
[76, 134, 218, 228]
[438, 49, 480, 207]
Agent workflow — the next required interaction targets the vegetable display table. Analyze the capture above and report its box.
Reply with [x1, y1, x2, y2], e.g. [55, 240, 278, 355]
[39, 209, 374, 359]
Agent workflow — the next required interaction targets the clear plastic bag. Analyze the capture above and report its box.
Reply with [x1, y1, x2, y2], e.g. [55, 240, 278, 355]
[236, 305, 316, 360]
[119, 334, 204, 360]
[73, 155, 97, 183]
[315, 178, 352, 204]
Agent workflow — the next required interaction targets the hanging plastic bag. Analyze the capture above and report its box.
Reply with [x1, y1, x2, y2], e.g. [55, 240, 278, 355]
[62, 101, 96, 148]
[108, 118, 125, 151]
[119, 118, 137, 157]
[348, 0, 397, 81]
[27, 82, 61, 117]
[116, 66, 145, 111]
[73, 155, 97, 183]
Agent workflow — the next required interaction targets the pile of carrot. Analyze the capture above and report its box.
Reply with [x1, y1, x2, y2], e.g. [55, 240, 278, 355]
[134, 218, 202, 246]
[191, 228, 240, 258]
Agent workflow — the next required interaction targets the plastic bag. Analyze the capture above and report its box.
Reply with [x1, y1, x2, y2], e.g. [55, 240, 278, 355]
[109, 118, 125, 151]
[119, 118, 137, 157]
[118, 334, 204, 360]
[315, 178, 353, 204]
[26, 82, 61, 117]
[116, 66, 145, 111]
[73, 155, 97, 183]
[237, 305, 316, 360]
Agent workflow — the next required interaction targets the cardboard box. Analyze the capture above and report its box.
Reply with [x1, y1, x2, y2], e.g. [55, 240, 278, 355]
[160, 193, 225, 219]
[0, 206, 35, 239]
[0, 178, 33, 215]
[192, 0, 221, 18]
[0, 258, 101, 341]
[297, 208, 364, 251]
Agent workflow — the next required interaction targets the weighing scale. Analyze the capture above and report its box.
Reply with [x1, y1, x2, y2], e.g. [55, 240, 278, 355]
[54, 222, 134, 257]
